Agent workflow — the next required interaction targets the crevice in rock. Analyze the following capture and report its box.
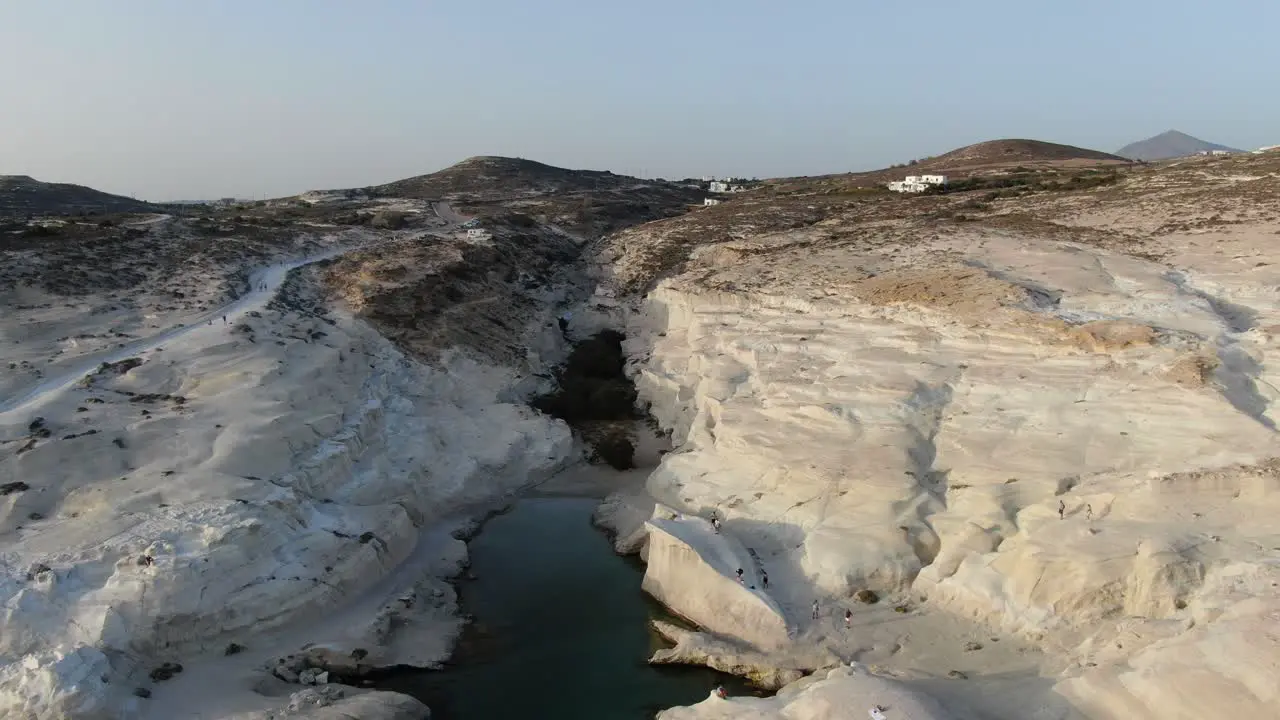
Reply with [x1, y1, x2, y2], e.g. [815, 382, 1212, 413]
[531, 329, 643, 469]
[897, 378, 957, 569]
[1162, 270, 1257, 333]
[1213, 340, 1276, 431]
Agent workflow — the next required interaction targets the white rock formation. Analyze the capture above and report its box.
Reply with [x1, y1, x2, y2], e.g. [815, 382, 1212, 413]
[642, 510, 791, 651]
[0, 253, 573, 718]
[607, 223, 1280, 717]
[648, 620, 826, 690]
[226, 687, 428, 719]
[657, 664, 956, 720]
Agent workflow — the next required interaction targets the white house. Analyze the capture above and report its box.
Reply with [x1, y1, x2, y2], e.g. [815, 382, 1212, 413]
[704, 198, 721, 206]
[888, 174, 948, 193]
[709, 181, 730, 193]
[465, 228, 488, 239]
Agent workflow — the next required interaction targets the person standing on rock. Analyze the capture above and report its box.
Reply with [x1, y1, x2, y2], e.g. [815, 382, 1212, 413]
[845, 609, 853, 628]
[558, 311, 572, 339]
[736, 568, 744, 584]
[222, 314, 228, 325]
[812, 599, 820, 620]
[1086, 504, 1093, 521]
[1058, 500, 1065, 519]
[712, 517, 722, 533]
[762, 572, 769, 589]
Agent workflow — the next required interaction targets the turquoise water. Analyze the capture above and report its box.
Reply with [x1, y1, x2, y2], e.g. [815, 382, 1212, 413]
[374, 497, 758, 718]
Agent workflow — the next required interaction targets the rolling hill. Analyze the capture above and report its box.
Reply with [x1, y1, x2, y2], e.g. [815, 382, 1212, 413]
[368, 156, 649, 201]
[1115, 130, 1241, 161]
[785, 139, 1132, 189]
[925, 138, 1126, 169]
[347, 156, 706, 238]
[0, 175, 158, 219]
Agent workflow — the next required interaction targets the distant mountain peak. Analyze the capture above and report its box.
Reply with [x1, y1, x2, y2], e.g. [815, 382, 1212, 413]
[1116, 131, 1241, 161]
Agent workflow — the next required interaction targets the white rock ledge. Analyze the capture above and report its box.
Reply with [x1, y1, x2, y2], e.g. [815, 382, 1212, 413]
[642, 510, 792, 651]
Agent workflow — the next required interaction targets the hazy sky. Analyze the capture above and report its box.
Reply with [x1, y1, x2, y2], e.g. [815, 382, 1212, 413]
[2, 1, 1276, 200]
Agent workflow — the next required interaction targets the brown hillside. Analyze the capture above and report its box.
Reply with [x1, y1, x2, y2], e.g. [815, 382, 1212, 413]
[0, 175, 158, 219]
[780, 139, 1133, 190]
[362, 155, 705, 237]
[369, 156, 645, 202]
[928, 139, 1125, 168]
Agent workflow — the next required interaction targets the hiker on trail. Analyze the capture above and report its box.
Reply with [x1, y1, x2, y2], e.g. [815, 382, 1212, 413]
[736, 568, 744, 584]
[812, 600, 820, 620]
[712, 518, 722, 533]
[1058, 500, 1065, 519]
[222, 315, 228, 325]
[845, 609, 853, 628]
[1086, 504, 1094, 521]
[714, 686, 727, 700]
[557, 311, 572, 338]
[762, 572, 769, 589]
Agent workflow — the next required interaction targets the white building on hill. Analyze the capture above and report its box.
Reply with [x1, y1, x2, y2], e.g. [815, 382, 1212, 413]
[888, 174, 948, 193]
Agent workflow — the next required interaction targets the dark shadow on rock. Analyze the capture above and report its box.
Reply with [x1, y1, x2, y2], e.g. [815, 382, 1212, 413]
[532, 329, 640, 469]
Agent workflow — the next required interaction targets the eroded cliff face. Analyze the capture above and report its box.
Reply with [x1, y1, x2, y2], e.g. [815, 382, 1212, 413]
[597, 153, 1280, 718]
[0, 231, 573, 719]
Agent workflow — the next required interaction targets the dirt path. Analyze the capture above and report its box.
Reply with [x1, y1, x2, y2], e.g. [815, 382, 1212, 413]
[0, 246, 348, 416]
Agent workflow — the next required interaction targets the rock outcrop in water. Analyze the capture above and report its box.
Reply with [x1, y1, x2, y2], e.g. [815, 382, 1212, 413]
[227, 688, 429, 719]
[657, 664, 956, 720]
[642, 512, 792, 651]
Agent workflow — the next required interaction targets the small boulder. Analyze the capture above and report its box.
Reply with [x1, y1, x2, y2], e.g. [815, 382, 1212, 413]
[133, 688, 151, 699]
[149, 662, 183, 682]
[224, 642, 245, 656]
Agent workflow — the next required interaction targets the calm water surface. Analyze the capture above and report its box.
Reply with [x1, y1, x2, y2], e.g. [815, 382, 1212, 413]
[374, 497, 758, 719]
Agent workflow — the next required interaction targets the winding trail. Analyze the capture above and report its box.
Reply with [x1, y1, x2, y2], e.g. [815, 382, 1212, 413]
[2, 202, 467, 418]
[0, 248, 350, 416]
